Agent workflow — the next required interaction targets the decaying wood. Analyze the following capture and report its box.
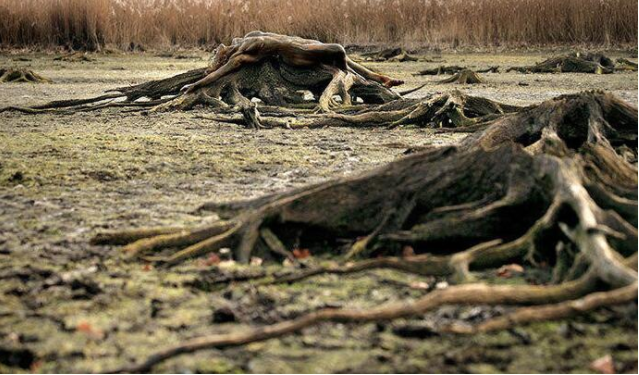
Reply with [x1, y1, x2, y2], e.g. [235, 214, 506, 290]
[359, 47, 418, 62]
[507, 52, 617, 74]
[414, 65, 498, 76]
[615, 58, 638, 71]
[2, 40, 401, 116]
[0, 68, 50, 83]
[438, 69, 483, 84]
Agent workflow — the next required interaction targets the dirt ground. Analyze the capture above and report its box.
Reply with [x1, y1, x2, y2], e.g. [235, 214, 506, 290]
[0, 50, 637, 373]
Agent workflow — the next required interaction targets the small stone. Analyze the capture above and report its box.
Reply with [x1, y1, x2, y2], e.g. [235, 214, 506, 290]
[212, 306, 237, 323]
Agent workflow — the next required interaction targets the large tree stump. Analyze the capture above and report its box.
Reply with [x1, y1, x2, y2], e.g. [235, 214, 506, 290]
[2, 55, 400, 120]
[438, 69, 483, 84]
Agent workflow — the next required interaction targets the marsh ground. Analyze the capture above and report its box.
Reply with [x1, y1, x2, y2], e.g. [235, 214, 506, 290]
[0, 50, 637, 373]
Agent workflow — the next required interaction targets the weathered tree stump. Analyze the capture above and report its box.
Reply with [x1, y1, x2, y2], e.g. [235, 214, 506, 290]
[414, 65, 498, 76]
[3, 46, 401, 120]
[508, 52, 616, 74]
[0, 68, 50, 83]
[438, 69, 483, 84]
[360, 47, 418, 62]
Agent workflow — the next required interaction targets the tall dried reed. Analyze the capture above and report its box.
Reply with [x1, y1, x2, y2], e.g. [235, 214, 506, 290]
[0, 0, 636, 50]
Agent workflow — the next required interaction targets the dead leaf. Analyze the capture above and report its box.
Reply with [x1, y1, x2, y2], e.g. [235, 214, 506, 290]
[590, 354, 615, 374]
[292, 248, 311, 259]
[76, 321, 104, 340]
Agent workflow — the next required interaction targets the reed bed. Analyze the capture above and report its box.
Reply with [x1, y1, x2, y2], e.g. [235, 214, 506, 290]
[0, 0, 636, 50]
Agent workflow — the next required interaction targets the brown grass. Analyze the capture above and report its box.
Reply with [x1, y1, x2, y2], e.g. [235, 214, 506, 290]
[0, 0, 636, 50]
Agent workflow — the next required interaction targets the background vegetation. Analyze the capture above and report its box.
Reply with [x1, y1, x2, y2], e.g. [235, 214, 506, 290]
[0, 0, 637, 51]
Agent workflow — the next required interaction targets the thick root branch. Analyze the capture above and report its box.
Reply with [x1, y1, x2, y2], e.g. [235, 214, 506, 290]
[445, 282, 638, 334]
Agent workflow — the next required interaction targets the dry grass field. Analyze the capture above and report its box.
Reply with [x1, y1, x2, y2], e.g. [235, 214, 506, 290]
[0, 0, 636, 50]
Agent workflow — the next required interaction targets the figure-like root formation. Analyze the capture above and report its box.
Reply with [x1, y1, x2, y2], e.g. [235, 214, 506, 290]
[507, 52, 623, 74]
[0, 68, 50, 83]
[414, 66, 498, 76]
[438, 69, 483, 84]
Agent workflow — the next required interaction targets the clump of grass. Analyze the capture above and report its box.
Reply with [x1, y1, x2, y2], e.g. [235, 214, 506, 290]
[0, 0, 636, 50]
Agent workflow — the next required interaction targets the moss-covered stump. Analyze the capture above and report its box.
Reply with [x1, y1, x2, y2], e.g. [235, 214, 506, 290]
[0, 68, 50, 83]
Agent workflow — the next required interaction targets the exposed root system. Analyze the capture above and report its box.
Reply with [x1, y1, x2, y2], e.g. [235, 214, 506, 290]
[438, 69, 483, 84]
[414, 65, 498, 76]
[95, 90, 637, 372]
[0, 68, 50, 83]
[359, 47, 418, 62]
[508, 52, 618, 74]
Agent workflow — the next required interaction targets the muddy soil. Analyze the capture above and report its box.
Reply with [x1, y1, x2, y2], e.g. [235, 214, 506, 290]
[0, 51, 637, 373]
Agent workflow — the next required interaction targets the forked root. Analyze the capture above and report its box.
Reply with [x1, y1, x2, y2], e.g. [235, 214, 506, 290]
[444, 282, 638, 334]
